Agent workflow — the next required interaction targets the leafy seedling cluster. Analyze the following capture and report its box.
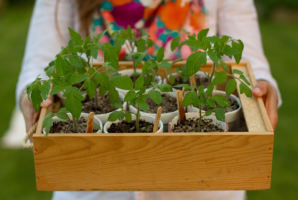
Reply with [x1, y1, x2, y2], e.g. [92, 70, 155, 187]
[171, 28, 252, 131]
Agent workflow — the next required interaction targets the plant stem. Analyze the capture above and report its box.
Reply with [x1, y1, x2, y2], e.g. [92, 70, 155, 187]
[73, 115, 78, 133]
[136, 107, 140, 132]
[197, 106, 202, 132]
[209, 63, 216, 84]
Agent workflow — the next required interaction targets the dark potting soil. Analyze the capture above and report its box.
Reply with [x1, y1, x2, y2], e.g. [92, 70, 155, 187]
[107, 119, 154, 133]
[134, 94, 177, 113]
[82, 93, 122, 114]
[171, 74, 209, 90]
[195, 74, 209, 88]
[172, 118, 224, 132]
[202, 95, 239, 112]
[50, 117, 99, 133]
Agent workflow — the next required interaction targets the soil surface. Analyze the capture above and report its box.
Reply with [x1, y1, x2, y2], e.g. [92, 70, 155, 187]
[195, 74, 209, 88]
[82, 93, 121, 114]
[202, 95, 239, 112]
[50, 117, 99, 133]
[172, 117, 224, 132]
[171, 74, 209, 90]
[134, 94, 177, 113]
[108, 119, 154, 133]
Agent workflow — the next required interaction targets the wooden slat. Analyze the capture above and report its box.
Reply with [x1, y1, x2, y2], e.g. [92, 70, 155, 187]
[35, 107, 47, 135]
[33, 133, 273, 191]
[231, 65, 273, 132]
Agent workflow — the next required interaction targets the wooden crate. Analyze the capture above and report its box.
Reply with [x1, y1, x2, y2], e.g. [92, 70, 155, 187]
[33, 61, 274, 191]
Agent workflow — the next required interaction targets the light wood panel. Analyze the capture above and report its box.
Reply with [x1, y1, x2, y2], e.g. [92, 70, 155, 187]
[231, 65, 273, 132]
[33, 133, 273, 191]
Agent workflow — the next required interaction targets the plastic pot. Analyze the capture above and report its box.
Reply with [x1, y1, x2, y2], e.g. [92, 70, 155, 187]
[43, 113, 103, 134]
[104, 114, 163, 133]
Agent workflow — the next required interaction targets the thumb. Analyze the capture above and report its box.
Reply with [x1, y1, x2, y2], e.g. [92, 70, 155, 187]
[252, 80, 268, 98]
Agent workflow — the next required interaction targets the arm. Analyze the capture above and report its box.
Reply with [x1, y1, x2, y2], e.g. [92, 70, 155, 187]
[217, 0, 281, 130]
[16, 0, 76, 131]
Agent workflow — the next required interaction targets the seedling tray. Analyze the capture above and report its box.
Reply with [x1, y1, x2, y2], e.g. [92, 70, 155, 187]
[33, 61, 274, 191]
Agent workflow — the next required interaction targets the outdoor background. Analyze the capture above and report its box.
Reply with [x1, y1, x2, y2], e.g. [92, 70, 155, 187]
[0, 0, 297, 199]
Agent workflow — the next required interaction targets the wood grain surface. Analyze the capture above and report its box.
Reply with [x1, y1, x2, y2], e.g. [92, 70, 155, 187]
[33, 133, 273, 191]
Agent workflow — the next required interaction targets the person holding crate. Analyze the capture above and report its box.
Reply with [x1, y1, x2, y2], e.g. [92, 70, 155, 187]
[17, 0, 281, 199]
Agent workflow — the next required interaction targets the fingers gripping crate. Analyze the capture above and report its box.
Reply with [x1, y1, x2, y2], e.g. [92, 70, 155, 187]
[32, 61, 274, 191]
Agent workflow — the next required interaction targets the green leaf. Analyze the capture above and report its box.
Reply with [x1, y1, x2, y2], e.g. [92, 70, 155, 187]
[205, 110, 213, 116]
[40, 81, 50, 100]
[206, 83, 214, 97]
[124, 112, 132, 122]
[169, 74, 175, 85]
[111, 75, 133, 90]
[91, 48, 98, 59]
[55, 55, 67, 75]
[212, 72, 227, 85]
[233, 69, 243, 75]
[208, 51, 218, 67]
[69, 55, 83, 68]
[225, 79, 237, 96]
[63, 87, 84, 119]
[99, 86, 107, 96]
[171, 36, 180, 51]
[206, 98, 215, 108]
[212, 95, 230, 108]
[240, 74, 250, 85]
[83, 79, 96, 99]
[156, 46, 164, 62]
[221, 35, 231, 44]
[42, 112, 54, 135]
[135, 75, 144, 90]
[174, 84, 191, 90]
[232, 40, 244, 63]
[137, 99, 148, 111]
[108, 111, 125, 121]
[83, 36, 90, 46]
[149, 90, 163, 104]
[108, 86, 120, 105]
[50, 85, 64, 95]
[74, 74, 88, 84]
[96, 72, 110, 89]
[186, 52, 207, 76]
[183, 92, 193, 107]
[215, 110, 225, 122]
[124, 90, 136, 102]
[219, 59, 229, 72]
[206, 36, 219, 43]
[94, 30, 107, 43]
[137, 38, 146, 52]
[56, 112, 69, 120]
[157, 84, 173, 92]
[31, 87, 42, 111]
[101, 43, 119, 70]
[134, 53, 146, 67]
[197, 28, 209, 41]
[68, 27, 81, 44]
[239, 82, 252, 97]
[45, 65, 55, 77]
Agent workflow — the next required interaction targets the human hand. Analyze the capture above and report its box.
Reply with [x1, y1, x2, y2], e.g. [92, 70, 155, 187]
[252, 80, 278, 131]
[20, 94, 52, 132]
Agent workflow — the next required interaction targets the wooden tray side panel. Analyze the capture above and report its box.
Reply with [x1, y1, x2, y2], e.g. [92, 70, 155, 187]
[33, 133, 273, 191]
[231, 65, 273, 132]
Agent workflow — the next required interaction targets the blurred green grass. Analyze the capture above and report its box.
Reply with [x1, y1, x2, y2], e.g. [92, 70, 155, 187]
[0, 3, 297, 200]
